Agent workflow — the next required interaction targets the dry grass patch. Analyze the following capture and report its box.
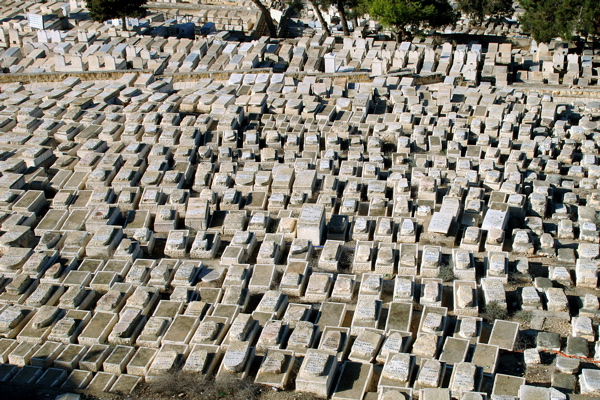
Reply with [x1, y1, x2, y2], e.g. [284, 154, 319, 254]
[134, 371, 325, 400]
[137, 372, 259, 400]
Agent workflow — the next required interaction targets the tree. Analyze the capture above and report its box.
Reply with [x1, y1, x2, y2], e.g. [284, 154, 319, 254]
[519, 0, 570, 43]
[319, 0, 355, 35]
[309, 0, 331, 36]
[347, 0, 369, 32]
[337, 0, 351, 35]
[520, 0, 600, 43]
[336, 0, 350, 36]
[343, 0, 367, 34]
[86, 0, 147, 30]
[364, 0, 457, 42]
[578, 0, 600, 38]
[250, 0, 279, 38]
[456, 0, 513, 23]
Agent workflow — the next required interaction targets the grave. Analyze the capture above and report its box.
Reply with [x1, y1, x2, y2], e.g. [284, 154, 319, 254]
[296, 349, 338, 398]
[255, 349, 296, 389]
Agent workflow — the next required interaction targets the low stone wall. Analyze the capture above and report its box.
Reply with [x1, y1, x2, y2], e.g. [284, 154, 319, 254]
[4, 67, 600, 103]
[0, 70, 149, 84]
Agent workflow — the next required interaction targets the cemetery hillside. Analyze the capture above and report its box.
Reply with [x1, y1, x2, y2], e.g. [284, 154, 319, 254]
[0, 0, 598, 400]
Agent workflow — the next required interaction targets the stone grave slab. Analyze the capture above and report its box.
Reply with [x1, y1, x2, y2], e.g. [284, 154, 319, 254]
[110, 374, 142, 395]
[492, 374, 525, 397]
[332, 361, 373, 400]
[87, 371, 117, 392]
[182, 343, 221, 375]
[255, 349, 296, 389]
[296, 349, 338, 398]
[216, 341, 255, 380]
[378, 352, 415, 389]
[488, 320, 519, 350]
[316, 302, 346, 329]
[439, 337, 470, 366]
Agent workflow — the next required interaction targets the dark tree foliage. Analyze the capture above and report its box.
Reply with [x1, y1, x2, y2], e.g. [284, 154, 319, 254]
[86, 0, 147, 27]
[364, 0, 458, 42]
[520, 0, 600, 43]
[579, 0, 600, 37]
[519, 0, 568, 43]
[456, 0, 513, 23]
